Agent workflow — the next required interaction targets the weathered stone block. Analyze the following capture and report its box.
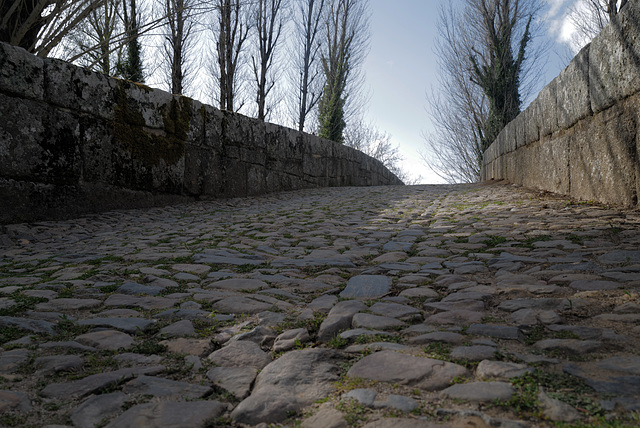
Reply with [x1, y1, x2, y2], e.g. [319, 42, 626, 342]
[538, 78, 559, 137]
[523, 134, 570, 195]
[80, 119, 117, 184]
[523, 98, 541, 145]
[511, 113, 526, 149]
[0, 43, 44, 100]
[115, 79, 174, 130]
[556, 44, 591, 129]
[0, 95, 81, 184]
[247, 164, 267, 195]
[184, 145, 221, 196]
[569, 100, 638, 206]
[589, 1, 640, 113]
[44, 58, 116, 119]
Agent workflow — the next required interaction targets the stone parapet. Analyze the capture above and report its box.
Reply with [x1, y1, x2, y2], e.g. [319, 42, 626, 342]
[482, 0, 640, 207]
[0, 42, 402, 224]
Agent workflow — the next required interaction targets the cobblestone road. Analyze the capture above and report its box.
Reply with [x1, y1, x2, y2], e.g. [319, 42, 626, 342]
[1, 183, 639, 427]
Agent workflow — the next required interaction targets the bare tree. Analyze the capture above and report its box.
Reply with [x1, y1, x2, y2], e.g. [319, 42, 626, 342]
[250, 0, 287, 121]
[0, 0, 105, 56]
[422, 0, 544, 183]
[318, 0, 369, 143]
[344, 119, 406, 182]
[568, 0, 628, 50]
[421, 4, 487, 184]
[208, 0, 251, 112]
[288, 0, 325, 132]
[63, 0, 123, 75]
[160, 0, 200, 94]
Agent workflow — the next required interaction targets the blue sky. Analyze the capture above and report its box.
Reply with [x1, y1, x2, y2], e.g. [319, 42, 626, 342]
[362, 0, 579, 183]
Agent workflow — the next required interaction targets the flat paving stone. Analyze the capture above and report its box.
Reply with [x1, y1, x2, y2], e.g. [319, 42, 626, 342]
[409, 331, 465, 345]
[104, 400, 227, 428]
[70, 392, 128, 428]
[0, 349, 30, 373]
[0, 390, 31, 412]
[231, 349, 340, 425]
[34, 355, 84, 375]
[77, 317, 154, 333]
[207, 366, 258, 399]
[466, 324, 523, 340]
[208, 340, 271, 369]
[347, 350, 468, 391]
[352, 313, 406, 330]
[425, 310, 484, 325]
[476, 360, 533, 380]
[340, 275, 392, 298]
[104, 294, 176, 310]
[369, 302, 421, 320]
[208, 278, 267, 291]
[211, 296, 274, 314]
[122, 375, 212, 399]
[35, 298, 102, 311]
[160, 338, 212, 356]
[440, 381, 514, 402]
[450, 345, 498, 362]
[0, 316, 55, 335]
[75, 330, 134, 351]
[40, 366, 164, 399]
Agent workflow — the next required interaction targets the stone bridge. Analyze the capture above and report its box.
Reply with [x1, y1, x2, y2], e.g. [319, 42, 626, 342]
[1, 182, 639, 427]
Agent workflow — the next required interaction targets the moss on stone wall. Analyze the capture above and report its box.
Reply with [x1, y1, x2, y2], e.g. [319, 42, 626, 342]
[112, 81, 188, 167]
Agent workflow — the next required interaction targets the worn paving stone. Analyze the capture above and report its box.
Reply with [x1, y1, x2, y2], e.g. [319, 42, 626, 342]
[231, 349, 340, 425]
[104, 294, 176, 310]
[208, 278, 268, 291]
[440, 381, 514, 402]
[273, 328, 311, 352]
[40, 366, 164, 399]
[476, 360, 533, 380]
[0, 349, 30, 373]
[122, 375, 212, 399]
[208, 340, 271, 369]
[343, 388, 378, 406]
[352, 313, 407, 330]
[0, 390, 31, 412]
[211, 296, 274, 314]
[318, 300, 367, 342]
[340, 275, 392, 298]
[409, 331, 465, 345]
[159, 319, 195, 337]
[450, 345, 498, 362]
[369, 302, 422, 321]
[70, 392, 128, 428]
[35, 298, 102, 311]
[159, 337, 212, 356]
[34, 355, 83, 375]
[534, 339, 603, 354]
[301, 403, 348, 428]
[207, 366, 258, 399]
[77, 317, 154, 333]
[466, 324, 523, 340]
[104, 400, 227, 428]
[75, 330, 134, 351]
[425, 309, 484, 325]
[373, 394, 419, 412]
[347, 350, 468, 391]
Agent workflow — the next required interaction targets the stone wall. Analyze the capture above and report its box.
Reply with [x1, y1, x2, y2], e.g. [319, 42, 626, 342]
[482, 0, 640, 207]
[0, 42, 402, 224]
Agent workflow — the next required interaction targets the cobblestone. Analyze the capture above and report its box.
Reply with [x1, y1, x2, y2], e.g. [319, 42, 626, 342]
[0, 183, 639, 426]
